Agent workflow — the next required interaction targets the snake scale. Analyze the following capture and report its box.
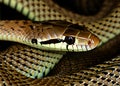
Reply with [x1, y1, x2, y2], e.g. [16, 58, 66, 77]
[0, 0, 120, 86]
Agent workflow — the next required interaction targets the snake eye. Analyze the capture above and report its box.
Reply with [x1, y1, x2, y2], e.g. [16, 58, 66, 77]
[64, 36, 75, 45]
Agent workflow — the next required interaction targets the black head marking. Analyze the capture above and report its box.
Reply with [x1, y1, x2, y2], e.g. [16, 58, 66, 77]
[39, 36, 75, 45]
[66, 45, 69, 51]
[40, 39, 63, 44]
[31, 39, 38, 44]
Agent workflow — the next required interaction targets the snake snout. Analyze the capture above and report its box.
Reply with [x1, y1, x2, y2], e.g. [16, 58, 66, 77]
[75, 31, 100, 51]
[88, 34, 100, 49]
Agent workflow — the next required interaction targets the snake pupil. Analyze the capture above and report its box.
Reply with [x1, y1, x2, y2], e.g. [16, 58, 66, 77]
[64, 36, 75, 45]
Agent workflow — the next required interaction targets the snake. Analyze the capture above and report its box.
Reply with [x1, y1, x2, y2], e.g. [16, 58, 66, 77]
[0, 0, 120, 86]
[0, 20, 100, 79]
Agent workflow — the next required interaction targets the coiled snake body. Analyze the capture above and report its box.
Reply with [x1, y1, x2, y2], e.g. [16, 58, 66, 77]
[0, 0, 120, 86]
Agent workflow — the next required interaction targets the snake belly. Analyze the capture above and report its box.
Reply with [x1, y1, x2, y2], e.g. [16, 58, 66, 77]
[0, 20, 100, 78]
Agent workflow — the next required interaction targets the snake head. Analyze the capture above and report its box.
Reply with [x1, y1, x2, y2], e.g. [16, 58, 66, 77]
[54, 24, 100, 52]
[29, 21, 100, 52]
[34, 23, 100, 52]
[72, 31, 100, 52]
[61, 29, 100, 52]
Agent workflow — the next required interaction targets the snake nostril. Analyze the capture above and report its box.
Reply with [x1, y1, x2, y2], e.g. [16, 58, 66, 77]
[88, 40, 95, 46]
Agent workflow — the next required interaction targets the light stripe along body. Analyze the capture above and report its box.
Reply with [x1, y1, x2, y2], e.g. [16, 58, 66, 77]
[0, 20, 100, 52]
